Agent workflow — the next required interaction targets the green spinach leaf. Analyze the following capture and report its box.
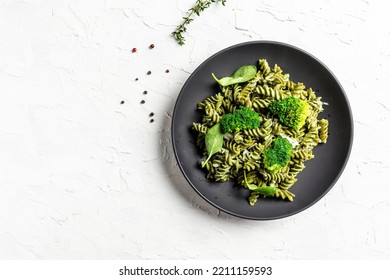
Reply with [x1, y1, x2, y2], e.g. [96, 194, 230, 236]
[250, 185, 277, 197]
[202, 123, 224, 167]
[212, 65, 257, 86]
[244, 170, 277, 197]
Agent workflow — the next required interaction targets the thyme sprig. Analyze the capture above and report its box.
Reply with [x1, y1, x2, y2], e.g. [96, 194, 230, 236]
[172, 0, 227, 45]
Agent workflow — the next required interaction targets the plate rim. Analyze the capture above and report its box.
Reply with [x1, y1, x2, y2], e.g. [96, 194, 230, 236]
[171, 40, 354, 220]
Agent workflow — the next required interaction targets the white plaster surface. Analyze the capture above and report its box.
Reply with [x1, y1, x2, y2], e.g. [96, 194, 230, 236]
[0, 0, 389, 259]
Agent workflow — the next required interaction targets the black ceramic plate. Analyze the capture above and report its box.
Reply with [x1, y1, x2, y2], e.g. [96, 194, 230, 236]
[171, 41, 353, 220]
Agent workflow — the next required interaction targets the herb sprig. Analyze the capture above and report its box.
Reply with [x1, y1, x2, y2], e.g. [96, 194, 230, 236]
[172, 0, 227, 45]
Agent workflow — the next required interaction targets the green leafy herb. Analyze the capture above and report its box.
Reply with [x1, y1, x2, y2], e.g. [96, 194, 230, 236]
[212, 65, 257, 86]
[253, 186, 277, 197]
[244, 170, 277, 197]
[172, 0, 227, 46]
[202, 123, 224, 167]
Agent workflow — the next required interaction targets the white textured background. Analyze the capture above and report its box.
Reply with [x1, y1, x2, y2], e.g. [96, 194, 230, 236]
[0, 0, 389, 259]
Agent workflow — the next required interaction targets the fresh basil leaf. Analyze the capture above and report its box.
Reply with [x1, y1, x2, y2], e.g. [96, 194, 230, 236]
[232, 65, 257, 79]
[202, 123, 224, 167]
[251, 185, 277, 197]
[247, 184, 261, 191]
[212, 65, 257, 87]
[212, 74, 234, 86]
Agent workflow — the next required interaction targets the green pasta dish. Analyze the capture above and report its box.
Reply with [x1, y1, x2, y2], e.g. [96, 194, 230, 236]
[192, 59, 329, 206]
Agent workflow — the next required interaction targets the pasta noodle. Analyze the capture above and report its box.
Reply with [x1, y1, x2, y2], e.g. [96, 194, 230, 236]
[192, 59, 329, 205]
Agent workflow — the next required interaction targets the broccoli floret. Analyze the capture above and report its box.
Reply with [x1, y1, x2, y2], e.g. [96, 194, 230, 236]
[263, 137, 293, 173]
[220, 106, 260, 133]
[268, 96, 311, 130]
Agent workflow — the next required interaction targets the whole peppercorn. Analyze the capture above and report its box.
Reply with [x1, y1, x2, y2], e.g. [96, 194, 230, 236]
[131, 48, 137, 53]
[149, 44, 155, 49]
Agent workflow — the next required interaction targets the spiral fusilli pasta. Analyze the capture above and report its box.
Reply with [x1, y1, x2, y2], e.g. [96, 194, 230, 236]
[192, 59, 329, 205]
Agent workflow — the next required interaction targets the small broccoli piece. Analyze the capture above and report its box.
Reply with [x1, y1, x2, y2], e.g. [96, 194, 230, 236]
[220, 106, 260, 133]
[268, 96, 311, 130]
[263, 137, 293, 173]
